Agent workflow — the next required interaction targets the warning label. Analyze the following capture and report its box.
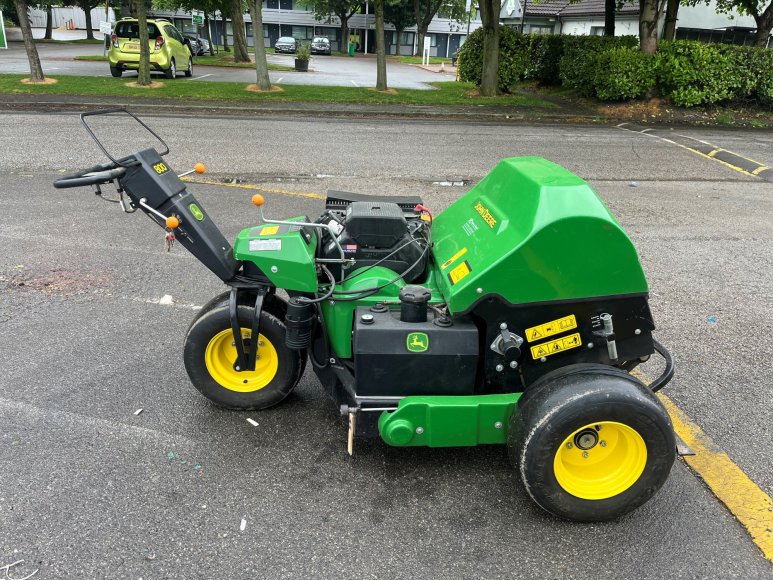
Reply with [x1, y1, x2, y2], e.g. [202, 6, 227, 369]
[449, 261, 472, 285]
[441, 247, 468, 270]
[530, 333, 582, 359]
[260, 225, 280, 236]
[525, 315, 577, 343]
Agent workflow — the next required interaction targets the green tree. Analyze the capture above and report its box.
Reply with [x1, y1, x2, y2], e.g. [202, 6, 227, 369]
[374, 0, 386, 88]
[413, 0, 463, 56]
[78, 0, 102, 39]
[135, 0, 152, 84]
[477, 0, 498, 95]
[688, 0, 772, 46]
[12, 0, 46, 82]
[230, 0, 250, 61]
[301, 0, 363, 54]
[249, 0, 271, 89]
[384, 0, 414, 55]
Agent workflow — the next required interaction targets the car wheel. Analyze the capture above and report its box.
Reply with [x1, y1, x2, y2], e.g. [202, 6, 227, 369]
[184, 57, 193, 77]
[164, 59, 176, 79]
[110, 66, 122, 78]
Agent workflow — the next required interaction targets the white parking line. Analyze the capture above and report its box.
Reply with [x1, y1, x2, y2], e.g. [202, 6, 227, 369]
[276, 77, 283, 83]
[350, 80, 358, 87]
[191, 74, 214, 80]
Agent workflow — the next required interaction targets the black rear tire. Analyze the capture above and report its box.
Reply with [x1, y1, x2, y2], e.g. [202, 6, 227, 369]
[184, 57, 193, 77]
[110, 66, 122, 78]
[164, 59, 176, 79]
[183, 301, 303, 410]
[508, 366, 675, 522]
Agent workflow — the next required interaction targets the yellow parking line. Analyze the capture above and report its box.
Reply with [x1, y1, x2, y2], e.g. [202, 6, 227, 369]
[707, 148, 723, 158]
[752, 166, 769, 176]
[182, 176, 325, 200]
[631, 370, 773, 563]
[681, 146, 756, 177]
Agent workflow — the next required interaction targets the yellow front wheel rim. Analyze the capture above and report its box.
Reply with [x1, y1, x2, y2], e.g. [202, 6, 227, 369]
[204, 329, 278, 392]
[553, 421, 647, 500]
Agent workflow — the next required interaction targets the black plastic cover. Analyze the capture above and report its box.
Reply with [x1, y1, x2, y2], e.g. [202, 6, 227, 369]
[345, 202, 407, 248]
[353, 307, 478, 397]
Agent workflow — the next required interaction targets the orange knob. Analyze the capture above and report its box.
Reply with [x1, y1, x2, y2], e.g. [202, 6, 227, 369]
[166, 215, 180, 229]
[252, 194, 265, 207]
[194, 163, 206, 174]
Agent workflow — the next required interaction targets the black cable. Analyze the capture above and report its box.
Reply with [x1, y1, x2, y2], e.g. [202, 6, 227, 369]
[340, 235, 426, 284]
[295, 265, 337, 304]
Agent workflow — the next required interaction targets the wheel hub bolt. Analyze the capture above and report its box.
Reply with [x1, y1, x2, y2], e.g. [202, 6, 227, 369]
[582, 451, 589, 458]
[566, 443, 573, 449]
[600, 440, 607, 447]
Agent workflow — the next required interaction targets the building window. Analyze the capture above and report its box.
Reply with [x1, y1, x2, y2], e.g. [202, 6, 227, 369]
[266, 0, 278, 8]
[279, 0, 292, 9]
[590, 26, 604, 36]
[400, 31, 414, 45]
[292, 25, 313, 39]
[530, 25, 553, 35]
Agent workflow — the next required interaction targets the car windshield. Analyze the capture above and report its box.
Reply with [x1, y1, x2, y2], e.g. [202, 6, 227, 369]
[115, 22, 161, 38]
[277, 37, 294, 43]
[313, 38, 329, 44]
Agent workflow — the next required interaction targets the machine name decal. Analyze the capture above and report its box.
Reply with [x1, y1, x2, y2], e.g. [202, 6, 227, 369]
[448, 261, 472, 285]
[530, 333, 582, 359]
[260, 226, 280, 236]
[188, 203, 205, 221]
[249, 239, 281, 251]
[441, 247, 468, 270]
[526, 315, 577, 342]
[406, 332, 429, 353]
[153, 162, 169, 175]
[474, 200, 497, 229]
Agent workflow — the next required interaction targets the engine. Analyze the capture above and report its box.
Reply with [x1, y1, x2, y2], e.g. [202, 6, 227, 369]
[318, 192, 429, 282]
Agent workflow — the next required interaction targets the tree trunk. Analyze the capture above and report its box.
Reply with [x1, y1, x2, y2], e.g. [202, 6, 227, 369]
[604, 0, 615, 36]
[375, 0, 386, 90]
[639, 0, 658, 53]
[250, 0, 271, 90]
[414, 29, 425, 56]
[662, 0, 679, 41]
[394, 27, 402, 55]
[120, 0, 132, 18]
[231, 0, 250, 62]
[479, 0, 499, 96]
[45, 4, 53, 39]
[222, 11, 230, 52]
[754, 10, 773, 47]
[13, 0, 45, 82]
[84, 5, 94, 40]
[135, 0, 151, 84]
[205, 12, 215, 56]
[339, 15, 349, 54]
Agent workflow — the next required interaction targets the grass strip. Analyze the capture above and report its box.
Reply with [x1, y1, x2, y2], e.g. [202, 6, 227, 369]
[74, 54, 294, 71]
[0, 74, 556, 108]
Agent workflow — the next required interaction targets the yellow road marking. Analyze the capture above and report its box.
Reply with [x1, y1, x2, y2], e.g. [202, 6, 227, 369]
[681, 146, 756, 177]
[182, 176, 325, 200]
[707, 148, 722, 158]
[752, 166, 769, 176]
[631, 370, 773, 563]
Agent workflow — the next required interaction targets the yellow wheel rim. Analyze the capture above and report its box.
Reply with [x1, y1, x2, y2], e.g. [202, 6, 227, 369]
[553, 421, 647, 500]
[204, 328, 278, 393]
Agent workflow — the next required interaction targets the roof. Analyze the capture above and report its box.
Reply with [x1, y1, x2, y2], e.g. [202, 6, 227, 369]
[522, 0, 639, 17]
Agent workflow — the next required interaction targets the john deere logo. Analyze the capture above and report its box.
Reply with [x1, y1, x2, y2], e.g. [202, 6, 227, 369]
[188, 203, 205, 221]
[407, 332, 429, 353]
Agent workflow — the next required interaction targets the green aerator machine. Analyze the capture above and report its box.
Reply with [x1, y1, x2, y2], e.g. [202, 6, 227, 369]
[55, 110, 676, 521]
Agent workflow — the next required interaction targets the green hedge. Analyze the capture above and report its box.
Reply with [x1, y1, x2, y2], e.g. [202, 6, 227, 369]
[526, 35, 565, 85]
[655, 41, 739, 106]
[592, 47, 656, 101]
[457, 26, 529, 93]
[755, 50, 773, 107]
[558, 35, 638, 95]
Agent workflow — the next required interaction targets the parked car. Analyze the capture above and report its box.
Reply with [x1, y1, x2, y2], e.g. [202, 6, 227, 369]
[310, 36, 331, 55]
[274, 36, 297, 54]
[108, 17, 193, 79]
[184, 35, 210, 56]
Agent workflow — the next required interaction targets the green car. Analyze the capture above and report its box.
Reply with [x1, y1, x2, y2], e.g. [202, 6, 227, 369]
[108, 18, 193, 79]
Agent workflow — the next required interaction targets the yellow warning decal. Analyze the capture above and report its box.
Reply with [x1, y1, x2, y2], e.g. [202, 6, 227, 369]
[441, 247, 468, 270]
[448, 261, 472, 285]
[525, 314, 577, 343]
[531, 333, 582, 360]
[260, 226, 280, 236]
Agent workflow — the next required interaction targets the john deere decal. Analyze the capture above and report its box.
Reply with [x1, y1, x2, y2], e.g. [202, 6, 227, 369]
[406, 332, 429, 353]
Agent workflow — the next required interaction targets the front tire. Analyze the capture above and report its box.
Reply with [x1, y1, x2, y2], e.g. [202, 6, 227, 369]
[165, 59, 176, 79]
[184, 302, 303, 410]
[508, 366, 675, 522]
[184, 57, 193, 77]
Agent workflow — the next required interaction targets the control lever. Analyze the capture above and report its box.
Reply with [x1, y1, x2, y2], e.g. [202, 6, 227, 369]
[178, 163, 206, 178]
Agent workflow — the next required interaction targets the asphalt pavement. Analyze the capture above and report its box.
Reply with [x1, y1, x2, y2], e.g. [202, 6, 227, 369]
[0, 41, 456, 89]
[1, 112, 772, 578]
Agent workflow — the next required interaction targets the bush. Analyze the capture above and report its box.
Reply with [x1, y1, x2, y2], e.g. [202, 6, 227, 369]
[457, 26, 529, 93]
[559, 35, 638, 95]
[655, 41, 738, 107]
[592, 47, 656, 101]
[526, 35, 565, 85]
[754, 51, 773, 108]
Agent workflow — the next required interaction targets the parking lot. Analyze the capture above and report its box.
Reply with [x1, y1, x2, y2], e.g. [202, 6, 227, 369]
[1, 112, 772, 578]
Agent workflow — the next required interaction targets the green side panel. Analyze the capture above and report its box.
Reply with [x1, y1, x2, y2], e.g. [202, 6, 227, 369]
[233, 217, 318, 292]
[431, 157, 648, 313]
[321, 266, 443, 359]
[379, 393, 522, 447]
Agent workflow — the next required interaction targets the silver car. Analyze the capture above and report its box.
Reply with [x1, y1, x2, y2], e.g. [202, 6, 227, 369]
[275, 36, 297, 54]
[311, 36, 331, 55]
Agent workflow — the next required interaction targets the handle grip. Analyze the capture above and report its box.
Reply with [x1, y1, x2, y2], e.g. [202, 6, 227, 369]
[53, 165, 126, 189]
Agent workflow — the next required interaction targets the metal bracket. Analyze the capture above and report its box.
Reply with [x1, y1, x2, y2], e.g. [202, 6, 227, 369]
[229, 286, 266, 373]
[593, 312, 618, 362]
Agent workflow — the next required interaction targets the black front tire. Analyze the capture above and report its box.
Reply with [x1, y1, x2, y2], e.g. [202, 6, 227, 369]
[110, 66, 122, 78]
[165, 59, 176, 79]
[183, 301, 303, 410]
[508, 365, 676, 522]
[184, 57, 193, 77]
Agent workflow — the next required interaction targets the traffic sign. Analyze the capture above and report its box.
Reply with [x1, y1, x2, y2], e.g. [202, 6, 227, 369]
[192, 13, 204, 25]
[0, 10, 7, 50]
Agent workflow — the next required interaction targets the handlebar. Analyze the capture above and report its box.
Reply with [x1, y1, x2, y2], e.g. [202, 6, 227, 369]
[53, 161, 127, 189]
